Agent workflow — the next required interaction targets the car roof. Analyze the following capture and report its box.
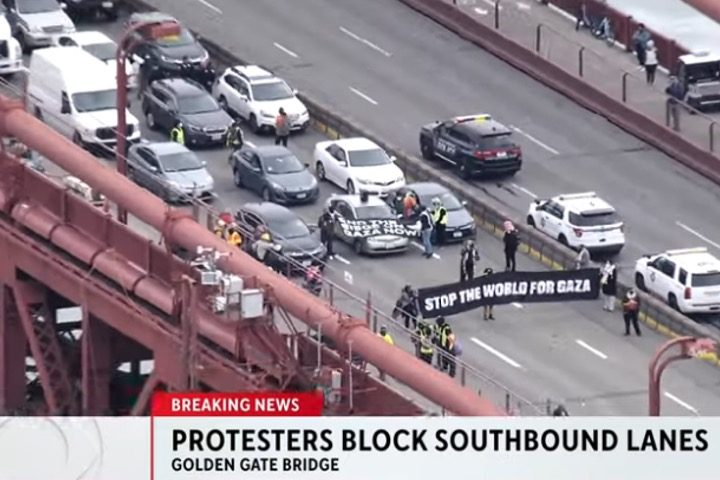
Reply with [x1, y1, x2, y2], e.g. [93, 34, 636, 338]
[446, 114, 511, 137]
[551, 192, 615, 214]
[128, 11, 177, 24]
[331, 137, 382, 152]
[143, 141, 192, 156]
[156, 77, 207, 95]
[32, 47, 114, 88]
[241, 202, 299, 221]
[60, 31, 114, 46]
[679, 52, 720, 65]
[329, 194, 388, 209]
[252, 145, 293, 157]
[406, 182, 448, 196]
[661, 248, 720, 273]
[229, 65, 277, 83]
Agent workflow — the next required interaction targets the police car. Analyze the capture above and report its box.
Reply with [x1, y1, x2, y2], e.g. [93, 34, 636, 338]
[526, 192, 625, 254]
[635, 248, 720, 314]
[419, 114, 522, 179]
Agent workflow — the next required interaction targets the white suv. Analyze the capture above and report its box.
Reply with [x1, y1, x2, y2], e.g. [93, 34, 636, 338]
[635, 248, 720, 314]
[211, 65, 309, 133]
[526, 192, 625, 254]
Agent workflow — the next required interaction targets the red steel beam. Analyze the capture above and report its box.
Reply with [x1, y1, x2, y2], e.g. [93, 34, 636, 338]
[0, 96, 504, 416]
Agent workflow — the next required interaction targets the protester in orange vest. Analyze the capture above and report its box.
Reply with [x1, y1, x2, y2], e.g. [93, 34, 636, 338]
[274, 108, 290, 147]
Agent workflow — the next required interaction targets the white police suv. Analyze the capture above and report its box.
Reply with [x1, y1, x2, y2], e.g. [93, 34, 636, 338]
[526, 192, 625, 254]
[635, 247, 720, 314]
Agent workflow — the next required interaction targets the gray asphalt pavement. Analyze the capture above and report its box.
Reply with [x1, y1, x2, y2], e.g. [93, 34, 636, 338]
[23, 8, 720, 416]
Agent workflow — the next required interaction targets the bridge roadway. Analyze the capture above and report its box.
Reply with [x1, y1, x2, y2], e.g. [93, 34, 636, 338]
[30, 11, 720, 415]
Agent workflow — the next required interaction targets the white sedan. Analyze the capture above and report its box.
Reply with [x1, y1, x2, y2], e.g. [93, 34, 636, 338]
[313, 137, 406, 195]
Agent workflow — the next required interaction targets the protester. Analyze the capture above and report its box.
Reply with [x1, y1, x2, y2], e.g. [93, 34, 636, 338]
[600, 260, 617, 312]
[631, 23, 651, 66]
[418, 206, 434, 258]
[378, 325, 394, 346]
[213, 218, 227, 238]
[403, 191, 417, 219]
[274, 108, 290, 147]
[575, 2, 590, 31]
[575, 245, 591, 269]
[622, 289, 641, 336]
[318, 206, 336, 260]
[482, 267, 495, 320]
[414, 320, 434, 364]
[226, 118, 244, 151]
[503, 221, 519, 272]
[226, 226, 243, 248]
[392, 285, 419, 329]
[644, 40, 659, 85]
[170, 121, 185, 145]
[665, 76, 685, 131]
[441, 326, 457, 378]
[460, 239, 480, 282]
[431, 197, 448, 245]
[433, 316, 450, 369]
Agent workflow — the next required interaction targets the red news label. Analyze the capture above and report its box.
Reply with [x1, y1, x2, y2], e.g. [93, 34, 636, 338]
[152, 392, 324, 417]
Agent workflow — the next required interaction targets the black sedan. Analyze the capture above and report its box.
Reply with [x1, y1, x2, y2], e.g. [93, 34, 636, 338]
[231, 145, 319, 204]
[387, 182, 477, 242]
[235, 203, 326, 270]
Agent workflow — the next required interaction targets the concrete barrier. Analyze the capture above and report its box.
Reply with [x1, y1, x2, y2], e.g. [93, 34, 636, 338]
[124, 0, 720, 365]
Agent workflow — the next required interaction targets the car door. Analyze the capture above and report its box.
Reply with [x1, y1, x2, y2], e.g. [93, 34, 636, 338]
[333, 201, 353, 243]
[56, 91, 75, 137]
[240, 211, 263, 238]
[435, 126, 459, 164]
[538, 201, 563, 239]
[646, 257, 674, 299]
[243, 152, 265, 195]
[326, 144, 348, 186]
[657, 259, 677, 301]
[133, 147, 159, 190]
[227, 75, 251, 118]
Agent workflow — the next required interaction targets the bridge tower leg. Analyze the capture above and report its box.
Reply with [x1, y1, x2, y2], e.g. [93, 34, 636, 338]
[0, 285, 26, 414]
[81, 308, 112, 415]
[13, 282, 79, 415]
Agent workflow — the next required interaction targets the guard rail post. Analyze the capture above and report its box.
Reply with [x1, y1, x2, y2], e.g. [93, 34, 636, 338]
[505, 392, 511, 414]
[460, 364, 466, 386]
[578, 47, 585, 78]
[328, 282, 334, 306]
[535, 24, 542, 53]
[622, 72, 629, 102]
[710, 122, 717, 152]
[365, 291, 372, 327]
[494, 0, 500, 29]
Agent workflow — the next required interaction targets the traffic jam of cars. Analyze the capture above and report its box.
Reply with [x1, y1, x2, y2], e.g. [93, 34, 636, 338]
[10, 0, 720, 315]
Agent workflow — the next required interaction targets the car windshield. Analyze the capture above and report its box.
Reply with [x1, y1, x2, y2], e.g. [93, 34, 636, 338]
[417, 192, 463, 211]
[355, 206, 393, 220]
[252, 81, 293, 101]
[348, 148, 390, 167]
[691, 272, 720, 288]
[153, 28, 195, 47]
[263, 153, 304, 174]
[159, 151, 202, 172]
[268, 218, 309, 239]
[84, 42, 117, 62]
[568, 211, 620, 227]
[72, 90, 117, 113]
[480, 134, 515, 149]
[686, 62, 720, 82]
[178, 94, 218, 114]
[18, 0, 60, 14]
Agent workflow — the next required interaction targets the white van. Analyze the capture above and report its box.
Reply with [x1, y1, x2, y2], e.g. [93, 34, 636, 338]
[0, 15, 22, 74]
[55, 31, 138, 88]
[27, 46, 141, 152]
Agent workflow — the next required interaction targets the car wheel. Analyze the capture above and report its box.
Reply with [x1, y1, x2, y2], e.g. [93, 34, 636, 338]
[249, 114, 260, 134]
[420, 140, 434, 160]
[458, 160, 471, 180]
[635, 273, 647, 292]
[145, 110, 157, 130]
[668, 293, 680, 311]
[262, 187, 272, 202]
[346, 180, 356, 194]
[233, 168, 244, 188]
[353, 240, 364, 255]
[526, 215, 535, 227]
[558, 234, 568, 247]
[316, 162, 326, 180]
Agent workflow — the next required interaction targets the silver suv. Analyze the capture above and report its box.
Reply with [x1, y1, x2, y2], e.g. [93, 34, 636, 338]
[4, 0, 75, 52]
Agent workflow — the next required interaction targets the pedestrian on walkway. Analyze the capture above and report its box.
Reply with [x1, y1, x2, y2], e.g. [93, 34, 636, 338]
[274, 108, 290, 147]
[644, 40, 659, 85]
[503, 220, 518, 272]
[622, 289, 641, 336]
[418, 206, 434, 258]
[575, 3, 590, 31]
[600, 260, 617, 312]
[460, 239, 480, 282]
[482, 267, 495, 320]
[665, 76, 685, 131]
[318, 206, 336, 260]
[575, 244, 591, 269]
[632, 23, 651, 66]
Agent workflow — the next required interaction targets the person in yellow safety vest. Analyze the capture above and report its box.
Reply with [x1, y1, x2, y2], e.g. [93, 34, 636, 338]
[433, 316, 450, 369]
[227, 227, 243, 248]
[214, 219, 227, 238]
[414, 320, 434, 364]
[431, 197, 448, 245]
[482, 267, 495, 320]
[170, 121, 185, 145]
[378, 325, 394, 345]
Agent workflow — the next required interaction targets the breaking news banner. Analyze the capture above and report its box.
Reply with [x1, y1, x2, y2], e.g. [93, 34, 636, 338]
[418, 268, 601, 317]
[334, 216, 420, 239]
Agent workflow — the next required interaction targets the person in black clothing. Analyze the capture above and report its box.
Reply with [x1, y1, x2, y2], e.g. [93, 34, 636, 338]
[503, 221, 519, 272]
[460, 239, 480, 282]
[392, 285, 419, 329]
[318, 206, 336, 260]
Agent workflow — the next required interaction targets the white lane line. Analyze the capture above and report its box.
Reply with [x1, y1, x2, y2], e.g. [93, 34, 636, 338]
[339, 26, 392, 57]
[273, 42, 299, 58]
[349, 86, 379, 106]
[664, 391, 698, 414]
[474, 7, 488, 15]
[245, 141, 256, 148]
[482, 0, 503, 10]
[575, 339, 608, 360]
[510, 126, 560, 155]
[410, 242, 441, 259]
[516, 1, 531, 10]
[676, 221, 720, 250]
[194, 0, 222, 14]
[511, 182, 538, 199]
[512, 302, 523, 309]
[471, 337, 523, 368]
[334, 255, 351, 265]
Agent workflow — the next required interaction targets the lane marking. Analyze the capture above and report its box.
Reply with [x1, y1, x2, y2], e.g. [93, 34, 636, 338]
[664, 391, 698, 414]
[575, 339, 608, 360]
[482, 0, 503, 9]
[474, 7, 489, 15]
[194, 0, 222, 14]
[471, 337, 523, 368]
[516, 1, 531, 10]
[512, 302, 523, 309]
[511, 182, 538, 199]
[334, 254, 351, 265]
[273, 42, 299, 58]
[339, 26, 392, 57]
[410, 242, 441, 259]
[344, 271, 354, 285]
[676, 221, 720, 250]
[245, 141, 256, 148]
[349, 86, 378, 106]
[510, 126, 560, 155]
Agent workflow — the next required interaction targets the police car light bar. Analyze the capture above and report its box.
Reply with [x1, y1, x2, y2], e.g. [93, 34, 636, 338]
[666, 247, 709, 256]
[557, 192, 597, 201]
[454, 114, 492, 123]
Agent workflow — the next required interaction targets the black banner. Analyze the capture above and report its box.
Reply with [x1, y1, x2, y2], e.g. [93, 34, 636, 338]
[335, 217, 420, 239]
[418, 269, 600, 317]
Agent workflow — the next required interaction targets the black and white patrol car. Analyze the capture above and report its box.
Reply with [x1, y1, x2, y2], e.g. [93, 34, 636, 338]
[419, 114, 522, 179]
